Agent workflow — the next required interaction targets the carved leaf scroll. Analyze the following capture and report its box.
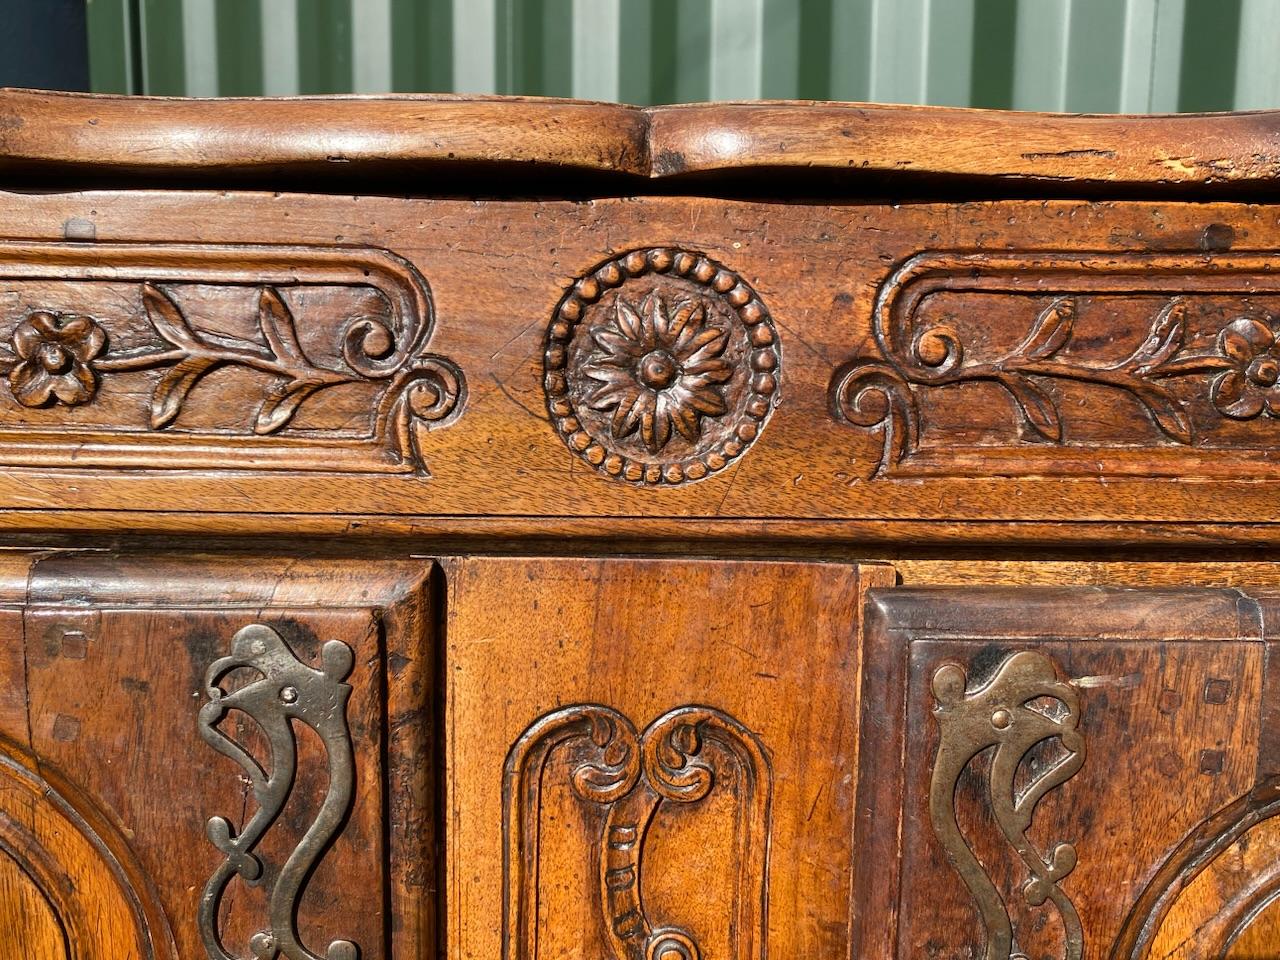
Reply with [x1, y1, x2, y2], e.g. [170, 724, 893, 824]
[832, 252, 1280, 478]
[930, 650, 1085, 960]
[198, 624, 360, 960]
[503, 703, 771, 960]
[0, 241, 465, 474]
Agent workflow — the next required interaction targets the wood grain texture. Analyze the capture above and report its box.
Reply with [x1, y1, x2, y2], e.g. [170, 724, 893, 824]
[1144, 813, 1280, 958]
[0, 750, 159, 958]
[0, 191, 1277, 541]
[647, 102, 1280, 192]
[2, 89, 1280, 960]
[10, 553, 436, 960]
[444, 556, 894, 960]
[0, 89, 648, 182]
[0, 853, 66, 960]
[858, 586, 1280, 960]
[5, 89, 1280, 194]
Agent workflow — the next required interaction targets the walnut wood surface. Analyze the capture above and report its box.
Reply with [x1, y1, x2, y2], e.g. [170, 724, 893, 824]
[0, 191, 1275, 542]
[0, 855, 65, 960]
[859, 586, 1280, 960]
[444, 556, 894, 960]
[5, 89, 1280, 194]
[2, 90, 1280, 960]
[0, 553, 437, 960]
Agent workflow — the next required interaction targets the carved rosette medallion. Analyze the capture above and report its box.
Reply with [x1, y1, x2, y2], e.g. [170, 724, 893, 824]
[544, 248, 780, 484]
[930, 650, 1085, 960]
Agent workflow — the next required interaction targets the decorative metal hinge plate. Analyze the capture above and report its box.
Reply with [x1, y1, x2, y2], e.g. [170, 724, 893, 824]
[929, 650, 1086, 960]
[198, 623, 360, 960]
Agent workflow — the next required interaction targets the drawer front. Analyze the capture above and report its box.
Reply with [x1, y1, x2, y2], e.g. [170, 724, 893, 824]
[0, 555, 435, 960]
[445, 557, 894, 959]
[0, 193, 1278, 542]
[857, 587, 1280, 959]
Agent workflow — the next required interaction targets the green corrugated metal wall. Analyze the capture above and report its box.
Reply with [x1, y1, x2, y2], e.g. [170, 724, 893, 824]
[85, 0, 1280, 111]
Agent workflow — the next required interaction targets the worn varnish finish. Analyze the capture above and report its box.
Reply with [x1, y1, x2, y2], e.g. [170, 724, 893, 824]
[444, 558, 894, 960]
[1, 554, 437, 960]
[1, 194, 1280, 533]
[5, 89, 1280, 193]
[858, 588, 1280, 960]
[1, 89, 1280, 959]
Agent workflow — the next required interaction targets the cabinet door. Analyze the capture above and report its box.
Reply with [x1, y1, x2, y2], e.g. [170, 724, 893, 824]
[7, 554, 436, 960]
[445, 557, 894, 960]
[855, 587, 1280, 960]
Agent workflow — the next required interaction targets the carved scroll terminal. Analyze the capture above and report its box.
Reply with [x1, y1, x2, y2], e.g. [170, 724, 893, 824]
[0, 241, 464, 474]
[833, 252, 1280, 479]
[930, 650, 1085, 960]
[503, 704, 771, 960]
[198, 624, 359, 960]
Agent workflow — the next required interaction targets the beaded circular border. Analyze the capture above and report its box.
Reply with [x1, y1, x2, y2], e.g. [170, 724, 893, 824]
[544, 247, 781, 485]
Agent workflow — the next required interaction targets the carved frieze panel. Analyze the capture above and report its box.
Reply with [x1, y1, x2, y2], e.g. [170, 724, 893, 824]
[503, 703, 771, 960]
[834, 252, 1280, 478]
[0, 241, 463, 472]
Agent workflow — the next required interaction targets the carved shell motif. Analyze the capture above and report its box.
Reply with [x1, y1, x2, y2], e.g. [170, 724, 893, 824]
[545, 248, 780, 485]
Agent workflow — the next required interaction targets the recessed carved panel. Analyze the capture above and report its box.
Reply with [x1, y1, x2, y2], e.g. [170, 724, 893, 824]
[504, 703, 771, 960]
[544, 248, 780, 484]
[833, 252, 1280, 478]
[0, 241, 464, 472]
[1114, 785, 1280, 959]
[21, 559, 416, 959]
[856, 588, 1270, 960]
[0, 750, 170, 957]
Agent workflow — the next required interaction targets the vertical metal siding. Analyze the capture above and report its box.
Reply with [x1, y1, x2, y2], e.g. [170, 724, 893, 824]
[85, 0, 1280, 111]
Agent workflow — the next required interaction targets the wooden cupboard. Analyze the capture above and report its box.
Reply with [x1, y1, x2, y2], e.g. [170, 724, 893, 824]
[0, 88, 1278, 958]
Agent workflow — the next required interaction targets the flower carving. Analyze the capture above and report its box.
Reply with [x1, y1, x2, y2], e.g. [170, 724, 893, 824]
[8, 310, 106, 407]
[580, 292, 733, 453]
[1209, 315, 1280, 419]
[545, 248, 780, 485]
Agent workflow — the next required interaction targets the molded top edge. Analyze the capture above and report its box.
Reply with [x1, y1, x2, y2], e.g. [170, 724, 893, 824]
[2, 87, 1278, 193]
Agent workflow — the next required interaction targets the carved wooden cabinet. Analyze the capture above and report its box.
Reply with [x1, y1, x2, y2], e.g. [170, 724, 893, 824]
[1, 88, 1279, 959]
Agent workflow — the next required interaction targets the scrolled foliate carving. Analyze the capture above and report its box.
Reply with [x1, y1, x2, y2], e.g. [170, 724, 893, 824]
[545, 248, 780, 484]
[504, 703, 771, 960]
[198, 624, 360, 960]
[832, 251, 1280, 479]
[0, 241, 464, 474]
[929, 650, 1085, 960]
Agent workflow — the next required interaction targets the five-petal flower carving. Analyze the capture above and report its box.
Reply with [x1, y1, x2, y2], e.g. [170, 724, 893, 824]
[580, 292, 734, 453]
[8, 310, 106, 407]
[1209, 315, 1280, 419]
